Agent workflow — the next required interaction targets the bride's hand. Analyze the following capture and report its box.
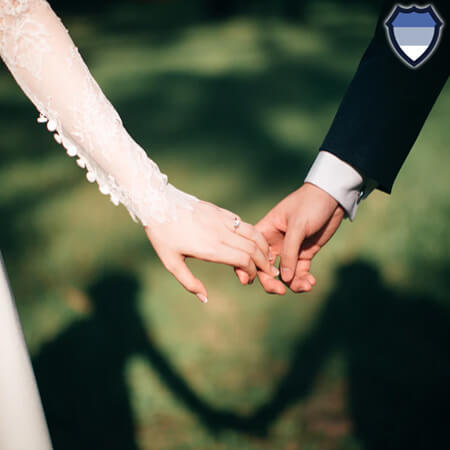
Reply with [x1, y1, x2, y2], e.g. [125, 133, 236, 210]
[144, 200, 278, 303]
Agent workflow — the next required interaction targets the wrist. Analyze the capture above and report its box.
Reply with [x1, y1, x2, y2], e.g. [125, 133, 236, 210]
[141, 184, 199, 228]
[303, 182, 338, 210]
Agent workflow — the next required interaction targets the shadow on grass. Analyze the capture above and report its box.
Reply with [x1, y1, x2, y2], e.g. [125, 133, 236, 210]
[33, 271, 143, 450]
[32, 269, 245, 449]
[246, 260, 450, 449]
[32, 262, 450, 449]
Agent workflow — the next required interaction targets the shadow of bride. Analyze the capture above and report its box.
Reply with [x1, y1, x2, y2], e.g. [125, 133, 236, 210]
[32, 269, 243, 450]
[244, 260, 450, 449]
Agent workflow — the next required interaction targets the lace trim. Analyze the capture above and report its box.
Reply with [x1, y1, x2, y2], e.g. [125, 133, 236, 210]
[0, 0, 36, 17]
[36, 111, 198, 225]
[37, 112, 139, 216]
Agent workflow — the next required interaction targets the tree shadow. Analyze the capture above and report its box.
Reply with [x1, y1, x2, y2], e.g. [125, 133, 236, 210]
[32, 269, 246, 450]
[204, 0, 381, 22]
[54, 0, 380, 23]
[244, 260, 450, 449]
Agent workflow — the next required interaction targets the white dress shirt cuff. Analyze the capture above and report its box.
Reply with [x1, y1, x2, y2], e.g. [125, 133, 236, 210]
[305, 151, 376, 221]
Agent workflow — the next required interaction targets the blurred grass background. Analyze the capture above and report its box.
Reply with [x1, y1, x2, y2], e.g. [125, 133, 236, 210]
[1, 0, 449, 449]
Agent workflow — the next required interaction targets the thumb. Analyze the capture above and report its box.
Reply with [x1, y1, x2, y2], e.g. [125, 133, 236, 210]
[255, 216, 270, 233]
[280, 221, 306, 283]
[168, 256, 208, 303]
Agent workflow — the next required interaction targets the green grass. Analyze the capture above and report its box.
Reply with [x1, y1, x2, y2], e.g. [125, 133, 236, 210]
[1, 1, 449, 449]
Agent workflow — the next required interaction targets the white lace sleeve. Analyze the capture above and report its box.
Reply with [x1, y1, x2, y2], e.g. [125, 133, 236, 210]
[0, 0, 197, 226]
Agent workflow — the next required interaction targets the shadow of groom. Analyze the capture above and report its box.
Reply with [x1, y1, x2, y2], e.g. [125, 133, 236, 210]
[246, 260, 450, 449]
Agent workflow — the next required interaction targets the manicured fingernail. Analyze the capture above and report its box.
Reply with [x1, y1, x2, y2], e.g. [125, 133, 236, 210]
[271, 266, 280, 277]
[268, 248, 274, 262]
[281, 268, 293, 281]
[196, 294, 208, 304]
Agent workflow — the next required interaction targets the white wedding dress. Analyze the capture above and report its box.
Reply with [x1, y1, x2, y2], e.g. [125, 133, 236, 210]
[0, 1, 199, 448]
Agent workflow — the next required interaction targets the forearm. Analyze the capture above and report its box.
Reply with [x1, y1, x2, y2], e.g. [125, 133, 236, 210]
[0, 0, 196, 225]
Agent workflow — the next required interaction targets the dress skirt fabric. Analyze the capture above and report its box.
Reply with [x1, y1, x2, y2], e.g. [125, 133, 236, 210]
[0, 252, 52, 450]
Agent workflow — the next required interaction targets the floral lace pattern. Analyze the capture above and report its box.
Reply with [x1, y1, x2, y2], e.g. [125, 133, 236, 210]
[0, 0, 32, 17]
[0, 0, 197, 225]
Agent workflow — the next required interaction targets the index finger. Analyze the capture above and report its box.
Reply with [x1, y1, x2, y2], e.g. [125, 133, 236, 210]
[280, 221, 306, 283]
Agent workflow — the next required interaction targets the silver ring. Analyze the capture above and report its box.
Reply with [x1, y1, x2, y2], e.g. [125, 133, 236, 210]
[233, 217, 241, 230]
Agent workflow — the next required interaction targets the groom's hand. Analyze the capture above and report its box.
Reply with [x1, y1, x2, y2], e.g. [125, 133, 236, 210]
[251, 183, 344, 294]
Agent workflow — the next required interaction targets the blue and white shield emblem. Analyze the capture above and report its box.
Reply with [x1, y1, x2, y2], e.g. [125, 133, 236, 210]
[385, 4, 444, 68]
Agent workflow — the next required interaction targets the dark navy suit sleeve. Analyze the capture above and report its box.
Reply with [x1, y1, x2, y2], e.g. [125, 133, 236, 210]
[320, 1, 449, 193]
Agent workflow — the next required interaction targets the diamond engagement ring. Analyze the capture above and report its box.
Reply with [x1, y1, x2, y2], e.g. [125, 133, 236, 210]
[233, 217, 241, 230]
